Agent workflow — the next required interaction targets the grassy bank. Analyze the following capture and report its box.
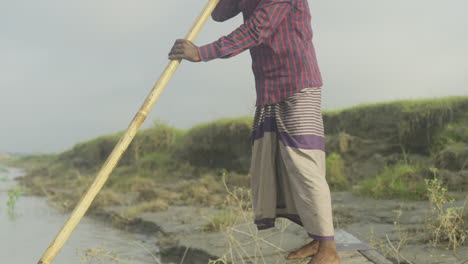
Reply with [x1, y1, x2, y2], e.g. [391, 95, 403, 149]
[11, 118, 252, 213]
[323, 96, 468, 154]
[8, 96, 468, 212]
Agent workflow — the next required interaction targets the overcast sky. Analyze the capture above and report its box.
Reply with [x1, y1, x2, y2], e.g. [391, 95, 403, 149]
[1, 0, 467, 153]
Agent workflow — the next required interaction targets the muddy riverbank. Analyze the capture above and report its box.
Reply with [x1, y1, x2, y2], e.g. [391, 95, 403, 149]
[3, 164, 467, 263]
[96, 191, 467, 264]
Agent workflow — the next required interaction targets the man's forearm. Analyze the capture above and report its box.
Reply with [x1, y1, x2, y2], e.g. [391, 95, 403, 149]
[199, 0, 295, 61]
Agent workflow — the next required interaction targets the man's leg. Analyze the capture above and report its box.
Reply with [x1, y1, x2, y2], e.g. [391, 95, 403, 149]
[250, 105, 280, 228]
[278, 146, 339, 263]
[273, 87, 340, 263]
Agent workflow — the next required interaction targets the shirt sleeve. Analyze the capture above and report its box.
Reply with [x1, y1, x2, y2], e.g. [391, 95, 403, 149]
[198, 0, 295, 61]
[211, 0, 241, 22]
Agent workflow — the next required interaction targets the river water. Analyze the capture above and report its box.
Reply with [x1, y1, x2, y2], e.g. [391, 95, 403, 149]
[0, 167, 161, 264]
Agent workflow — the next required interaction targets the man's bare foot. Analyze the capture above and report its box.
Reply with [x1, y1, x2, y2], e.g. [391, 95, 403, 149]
[308, 241, 340, 264]
[285, 240, 319, 260]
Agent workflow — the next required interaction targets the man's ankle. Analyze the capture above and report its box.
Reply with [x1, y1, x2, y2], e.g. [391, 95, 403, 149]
[318, 240, 338, 251]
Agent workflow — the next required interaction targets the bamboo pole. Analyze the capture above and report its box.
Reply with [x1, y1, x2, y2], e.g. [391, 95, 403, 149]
[38, 1, 220, 263]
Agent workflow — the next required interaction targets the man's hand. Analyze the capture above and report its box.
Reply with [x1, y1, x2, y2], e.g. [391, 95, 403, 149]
[168, 39, 201, 62]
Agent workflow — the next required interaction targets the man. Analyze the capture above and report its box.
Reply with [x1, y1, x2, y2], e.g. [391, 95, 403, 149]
[168, 0, 340, 263]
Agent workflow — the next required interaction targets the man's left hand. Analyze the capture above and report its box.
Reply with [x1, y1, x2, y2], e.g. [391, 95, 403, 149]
[168, 39, 201, 62]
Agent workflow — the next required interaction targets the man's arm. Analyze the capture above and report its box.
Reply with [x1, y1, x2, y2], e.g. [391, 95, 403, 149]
[199, 0, 295, 61]
[168, 0, 295, 62]
[212, 0, 241, 22]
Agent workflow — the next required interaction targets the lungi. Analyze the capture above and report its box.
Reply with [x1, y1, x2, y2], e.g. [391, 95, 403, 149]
[250, 87, 335, 241]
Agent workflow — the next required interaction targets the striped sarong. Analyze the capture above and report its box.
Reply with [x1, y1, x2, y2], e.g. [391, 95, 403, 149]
[250, 87, 335, 241]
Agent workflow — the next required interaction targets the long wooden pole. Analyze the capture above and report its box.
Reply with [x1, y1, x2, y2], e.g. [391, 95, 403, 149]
[38, 1, 219, 263]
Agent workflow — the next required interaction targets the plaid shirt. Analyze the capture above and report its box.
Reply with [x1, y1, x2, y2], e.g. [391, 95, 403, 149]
[198, 0, 323, 106]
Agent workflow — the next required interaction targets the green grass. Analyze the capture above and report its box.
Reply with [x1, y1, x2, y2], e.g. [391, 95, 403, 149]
[431, 120, 468, 154]
[0, 167, 8, 173]
[323, 96, 468, 116]
[354, 163, 428, 200]
[7, 188, 22, 216]
[323, 96, 468, 154]
[326, 153, 348, 191]
[180, 117, 252, 174]
[433, 142, 468, 171]
[17, 97, 468, 182]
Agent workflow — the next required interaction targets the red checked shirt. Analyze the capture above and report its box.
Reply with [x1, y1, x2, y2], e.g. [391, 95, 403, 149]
[198, 0, 323, 106]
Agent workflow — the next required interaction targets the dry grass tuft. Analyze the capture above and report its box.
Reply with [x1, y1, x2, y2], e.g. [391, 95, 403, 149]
[80, 243, 161, 264]
[91, 189, 124, 210]
[425, 168, 467, 250]
[176, 174, 225, 207]
[368, 210, 414, 264]
[80, 246, 130, 264]
[203, 208, 240, 233]
[124, 199, 169, 218]
[127, 176, 158, 192]
[206, 176, 306, 264]
[156, 231, 179, 249]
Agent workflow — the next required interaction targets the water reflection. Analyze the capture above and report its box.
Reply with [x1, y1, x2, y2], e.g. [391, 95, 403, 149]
[0, 167, 160, 264]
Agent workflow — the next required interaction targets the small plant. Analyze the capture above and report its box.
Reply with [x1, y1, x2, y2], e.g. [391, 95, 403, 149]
[425, 168, 467, 250]
[385, 210, 414, 264]
[325, 153, 348, 191]
[203, 172, 251, 233]
[7, 188, 21, 216]
[368, 211, 414, 264]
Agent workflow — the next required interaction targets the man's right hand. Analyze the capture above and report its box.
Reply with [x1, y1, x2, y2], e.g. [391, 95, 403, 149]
[168, 39, 201, 62]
